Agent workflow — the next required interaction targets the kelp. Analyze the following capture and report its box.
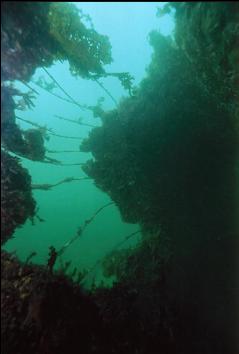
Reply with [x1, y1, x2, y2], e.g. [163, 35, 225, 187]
[31, 177, 91, 191]
[1, 1, 113, 162]
[47, 2, 112, 78]
[1, 1, 134, 164]
[15, 115, 84, 140]
[1, 3, 239, 353]
[1, 2, 112, 82]
[57, 202, 114, 257]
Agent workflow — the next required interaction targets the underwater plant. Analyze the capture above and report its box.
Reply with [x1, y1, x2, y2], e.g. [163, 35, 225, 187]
[1, 2, 238, 354]
[1, 1, 113, 159]
[1, 2, 112, 82]
[1, 1, 124, 253]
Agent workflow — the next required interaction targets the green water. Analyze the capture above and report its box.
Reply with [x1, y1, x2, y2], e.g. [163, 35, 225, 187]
[3, 2, 175, 286]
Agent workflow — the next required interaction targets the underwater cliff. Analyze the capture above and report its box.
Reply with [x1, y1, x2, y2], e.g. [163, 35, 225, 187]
[1, 2, 239, 354]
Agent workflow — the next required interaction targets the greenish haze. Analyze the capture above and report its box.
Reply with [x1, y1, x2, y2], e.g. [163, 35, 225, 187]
[3, 2, 175, 287]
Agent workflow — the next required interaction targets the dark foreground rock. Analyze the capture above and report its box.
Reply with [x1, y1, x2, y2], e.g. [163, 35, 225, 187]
[1, 251, 104, 354]
[2, 251, 238, 354]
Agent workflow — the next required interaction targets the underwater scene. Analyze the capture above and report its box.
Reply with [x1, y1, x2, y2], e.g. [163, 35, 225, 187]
[1, 2, 239, 354]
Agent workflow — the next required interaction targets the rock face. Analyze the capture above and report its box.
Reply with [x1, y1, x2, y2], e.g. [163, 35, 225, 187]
[1, 151, 36, 244]
[1, 3, 239, 354]
[80, 4, 239, 354]
[172, 2, 239, 107]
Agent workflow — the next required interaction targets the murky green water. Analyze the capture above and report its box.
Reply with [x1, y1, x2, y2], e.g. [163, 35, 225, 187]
[3, 2, 175, 287]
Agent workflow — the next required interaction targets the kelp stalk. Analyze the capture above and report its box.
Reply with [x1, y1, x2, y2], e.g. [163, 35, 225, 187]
[80, 229, 141, 285]
[54, 115, 97, 128]
[32, 177, 91, 190]
[57, 202, 114, 257]
[16, 116, 84, 140]
[42, 67, 86, 111]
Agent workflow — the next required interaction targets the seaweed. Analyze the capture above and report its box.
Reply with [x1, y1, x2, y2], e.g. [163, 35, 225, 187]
[1, 2, 112, 82]
[1, 3, 239, 354]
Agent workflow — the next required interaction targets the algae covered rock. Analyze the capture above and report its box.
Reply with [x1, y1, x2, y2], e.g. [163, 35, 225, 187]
[1, 251, 103, 354]
[1, 151, 36, 244]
